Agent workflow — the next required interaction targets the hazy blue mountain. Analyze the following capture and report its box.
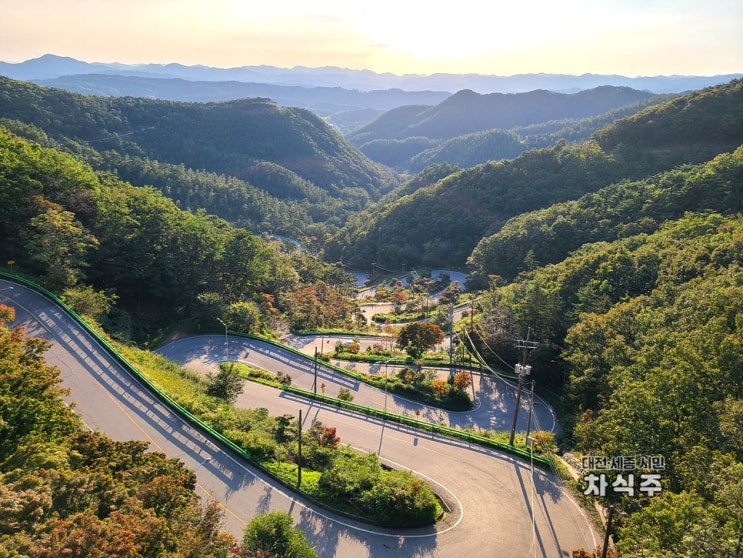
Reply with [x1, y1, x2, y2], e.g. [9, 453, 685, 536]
[351, 86, 656, 142]
[29, 73, 450, 132]
[2, 54, 739, 94]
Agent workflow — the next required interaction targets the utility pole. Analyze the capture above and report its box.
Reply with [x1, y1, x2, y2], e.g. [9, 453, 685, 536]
[509, 329, 538, 446]
[601, 504, 615, 558]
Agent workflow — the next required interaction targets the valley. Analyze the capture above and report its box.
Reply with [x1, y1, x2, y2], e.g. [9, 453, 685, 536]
[1, 68, 742, 557]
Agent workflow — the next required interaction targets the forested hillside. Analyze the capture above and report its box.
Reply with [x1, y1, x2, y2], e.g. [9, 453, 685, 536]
[469, 211, 743, 555]
[404, 95, 675, 173]
[326, 79, 743, 270]
[0, 76, 399, 244]
[0, 125, 358, 339]
[31, 72, 452, 132]
[350, 86, 655, 143]
[349, 86, 662, 171]
[468, 147, 743, 282]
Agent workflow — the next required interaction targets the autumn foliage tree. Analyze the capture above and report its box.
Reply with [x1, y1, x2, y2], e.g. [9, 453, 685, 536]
[396, 322, 445, 359]
[0, 303, 234, 555]
[452, 370, 473, 391]
[286, 281, 361, 331]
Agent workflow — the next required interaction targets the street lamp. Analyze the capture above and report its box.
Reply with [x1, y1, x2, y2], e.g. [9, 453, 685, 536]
[216, 317, 228, 358]
[384, 360, 390, 414]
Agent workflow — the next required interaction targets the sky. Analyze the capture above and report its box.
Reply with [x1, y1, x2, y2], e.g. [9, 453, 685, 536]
[2, 0, 741, 76]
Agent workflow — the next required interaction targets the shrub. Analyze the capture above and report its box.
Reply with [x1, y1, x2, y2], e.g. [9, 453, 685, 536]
[337, 387, 354, 401]
[319, 451, 380, 498]
[240, 512, 317, 558]
[276, 370, 293, 385]
[357, 469, 440, 527]
[205, 363, 244, 403]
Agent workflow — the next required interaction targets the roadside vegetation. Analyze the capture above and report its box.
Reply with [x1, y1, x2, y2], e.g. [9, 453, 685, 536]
[0, 304, 237, 556]
[115, 345, 443, 528]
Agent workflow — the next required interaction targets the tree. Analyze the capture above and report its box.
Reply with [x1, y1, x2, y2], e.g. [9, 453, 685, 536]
[391, 290, 408, 313]
[431, 379, 449, 398]
[452, 371, 473, 391]
[62, 285, 118, 321]
[239, 512, 317, 558]
[308, 421, 340, 449]
[225, 301, 261, 333]
[26, 200, 98, 289]
[287, 281, 357, 331]
[396, 322, 445, 359]
[205, 363, 244, 403]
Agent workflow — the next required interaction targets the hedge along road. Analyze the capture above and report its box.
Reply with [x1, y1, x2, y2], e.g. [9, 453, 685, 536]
[1, 279, 599, 557]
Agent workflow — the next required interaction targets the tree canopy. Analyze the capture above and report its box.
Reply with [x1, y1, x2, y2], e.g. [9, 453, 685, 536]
[396, 322, 445, 359]
[0, 304, 235, 555]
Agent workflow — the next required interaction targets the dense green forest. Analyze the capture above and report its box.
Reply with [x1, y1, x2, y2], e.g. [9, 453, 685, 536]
[327, 79, 743, 270]
[470, 212, 743, 555]
[358, 94, 674, 173]
[0, 124, 357, 339]
[0, 76, 399, 246]
[468, 146, 743, 283]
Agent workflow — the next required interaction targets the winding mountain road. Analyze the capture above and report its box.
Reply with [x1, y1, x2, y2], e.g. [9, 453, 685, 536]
[1, 279, 598, 557]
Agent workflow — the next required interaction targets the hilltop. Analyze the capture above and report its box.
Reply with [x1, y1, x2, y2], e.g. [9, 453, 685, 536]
[348, 86, 668, 171]
[325, 79, 743, 270]
[0, 76, 398, 245]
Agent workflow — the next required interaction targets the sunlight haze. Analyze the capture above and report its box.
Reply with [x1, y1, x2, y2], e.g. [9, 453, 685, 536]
[2, 0, 741, 76]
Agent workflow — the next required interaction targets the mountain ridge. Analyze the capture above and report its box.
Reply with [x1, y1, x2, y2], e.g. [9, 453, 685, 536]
[2, 54, 739, 94]
[0, 76, 398, 244]
[325, 79, 743, 270]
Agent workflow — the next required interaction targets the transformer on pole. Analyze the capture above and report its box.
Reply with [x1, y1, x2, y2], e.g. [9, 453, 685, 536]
[509, 329, 538, 446]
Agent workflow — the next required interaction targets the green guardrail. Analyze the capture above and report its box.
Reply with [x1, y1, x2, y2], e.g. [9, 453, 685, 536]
[1, 271, 553, 474]
[225, 329, 368, 381]
[226, 328, 507, 385]
[214, 330, 551, 470]
[280, 384, 554, 471]
[0, 271, 251, 461]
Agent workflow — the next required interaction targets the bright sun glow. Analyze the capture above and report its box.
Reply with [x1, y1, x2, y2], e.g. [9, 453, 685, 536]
[0, 0, 740, 76]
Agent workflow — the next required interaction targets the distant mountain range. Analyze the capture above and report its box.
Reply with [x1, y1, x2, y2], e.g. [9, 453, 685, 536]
[2, 54, 740, 94]
[1, 55, 740, 133]
[348, 86, 667, 171]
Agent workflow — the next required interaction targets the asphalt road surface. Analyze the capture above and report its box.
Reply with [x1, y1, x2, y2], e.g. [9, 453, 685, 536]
[1, 279, 599, 557]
